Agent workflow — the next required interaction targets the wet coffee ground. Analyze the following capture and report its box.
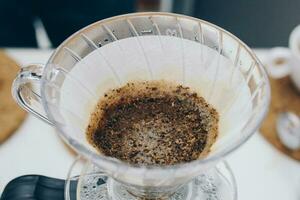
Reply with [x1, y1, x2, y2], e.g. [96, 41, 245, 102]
[86, 81, 219, 166]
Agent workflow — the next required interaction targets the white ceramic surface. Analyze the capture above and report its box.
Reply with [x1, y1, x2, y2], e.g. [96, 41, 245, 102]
[0, 49, 300, 200]
[264, 25, 300, 90]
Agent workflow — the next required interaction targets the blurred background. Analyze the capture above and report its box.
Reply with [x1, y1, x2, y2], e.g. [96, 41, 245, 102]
[1, 1, 300, 199]
[1, 0, 300, 48]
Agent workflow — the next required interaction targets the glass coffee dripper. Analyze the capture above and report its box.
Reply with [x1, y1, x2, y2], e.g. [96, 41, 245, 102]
[12, 12, 270, 200]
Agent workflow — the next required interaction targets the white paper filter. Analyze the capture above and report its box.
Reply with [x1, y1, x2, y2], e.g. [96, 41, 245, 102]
[59, 35, 252, 156]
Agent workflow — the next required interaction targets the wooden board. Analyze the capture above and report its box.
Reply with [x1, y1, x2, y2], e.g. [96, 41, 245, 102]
[0, 51, 27, 143]
[260, 76, 300, 160]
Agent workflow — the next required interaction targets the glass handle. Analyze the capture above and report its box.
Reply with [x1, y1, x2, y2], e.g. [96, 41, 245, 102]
[12, 64, 53, 125]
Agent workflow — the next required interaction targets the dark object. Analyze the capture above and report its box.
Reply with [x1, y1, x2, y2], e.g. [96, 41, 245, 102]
[0, 175, 78, 200]
[0, 0, 135, 47]
[137, 0, 160, 11]
[173, 0, 300, 47]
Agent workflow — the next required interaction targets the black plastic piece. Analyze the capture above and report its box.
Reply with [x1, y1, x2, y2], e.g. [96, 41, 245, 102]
[1, 175, 78, 200]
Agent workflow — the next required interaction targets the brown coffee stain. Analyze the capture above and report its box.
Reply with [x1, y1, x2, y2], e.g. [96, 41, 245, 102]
[86, 80, 219, 166]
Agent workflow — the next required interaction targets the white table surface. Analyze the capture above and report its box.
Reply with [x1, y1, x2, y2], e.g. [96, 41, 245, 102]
[1, 49, 300, 200]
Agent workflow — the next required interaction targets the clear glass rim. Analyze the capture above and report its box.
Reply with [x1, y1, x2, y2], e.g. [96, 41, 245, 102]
[41, 12, 271, 174]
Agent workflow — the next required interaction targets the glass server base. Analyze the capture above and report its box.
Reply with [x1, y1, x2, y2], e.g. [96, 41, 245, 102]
[76, 161, 237, 200]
